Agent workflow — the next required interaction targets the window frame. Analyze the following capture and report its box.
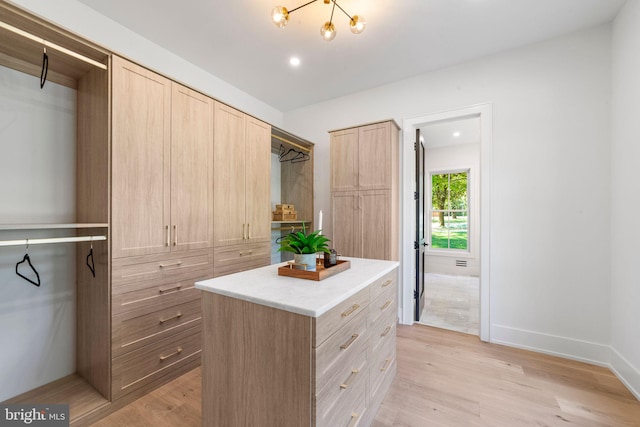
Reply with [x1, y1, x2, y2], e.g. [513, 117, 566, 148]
[428, 169, 471, 254]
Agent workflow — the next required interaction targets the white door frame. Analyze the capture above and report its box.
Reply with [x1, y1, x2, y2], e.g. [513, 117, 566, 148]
[400, 103, 492, 342]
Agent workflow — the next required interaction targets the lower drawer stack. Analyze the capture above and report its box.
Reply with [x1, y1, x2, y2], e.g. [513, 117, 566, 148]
[110, 249, 213, 399]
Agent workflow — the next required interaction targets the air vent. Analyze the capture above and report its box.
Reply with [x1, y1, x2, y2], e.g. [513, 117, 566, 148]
[455, 260, 468, 268]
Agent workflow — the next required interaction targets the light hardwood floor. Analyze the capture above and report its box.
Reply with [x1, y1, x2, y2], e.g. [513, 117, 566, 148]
[91, 324, 640, 426]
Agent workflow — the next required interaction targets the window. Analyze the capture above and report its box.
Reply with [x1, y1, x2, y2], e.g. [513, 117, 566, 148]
[430, 171, 469, 250]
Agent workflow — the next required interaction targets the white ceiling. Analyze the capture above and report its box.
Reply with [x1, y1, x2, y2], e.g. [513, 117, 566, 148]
[420, 116, 481, 149]
[77, 0, 625, 112]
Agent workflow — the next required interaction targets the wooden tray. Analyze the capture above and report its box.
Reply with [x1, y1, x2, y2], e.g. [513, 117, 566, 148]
[278, 260, 350, 281]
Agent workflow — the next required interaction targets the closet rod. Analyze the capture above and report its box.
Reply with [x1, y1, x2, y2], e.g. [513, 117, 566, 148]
[0, 21, 107, 70]
[272, 134, 310, 153]
[0, 235, 106, 247]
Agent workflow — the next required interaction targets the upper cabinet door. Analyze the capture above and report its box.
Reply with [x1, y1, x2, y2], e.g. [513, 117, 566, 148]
[358, 122, 391, 190]
[111, 56, 171, 258]
[170, 83, 214, 252]
[330, 128, 359, 192]
[245, 116, 271, 243]
[213, 102, 246, 247]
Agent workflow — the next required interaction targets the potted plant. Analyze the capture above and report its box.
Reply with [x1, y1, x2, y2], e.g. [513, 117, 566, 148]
[278, 223, 330, 271]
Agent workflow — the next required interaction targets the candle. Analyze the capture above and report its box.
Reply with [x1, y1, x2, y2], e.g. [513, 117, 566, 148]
[318, 210, 323, 234]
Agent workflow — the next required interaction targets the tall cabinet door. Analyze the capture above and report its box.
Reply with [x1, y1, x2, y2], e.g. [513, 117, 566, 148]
[245, 116, 271, 243]
[331, 192, 361, 258]
[358, 122, 391, 190]
[112, 56, 171, 258]
[213, 102, 246, 247]
[171, 83, 214, 251]
[330, 128, 359, 192]
[360, 190, 390, 260]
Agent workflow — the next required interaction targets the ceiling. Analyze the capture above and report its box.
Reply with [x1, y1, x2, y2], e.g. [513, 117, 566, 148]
[421, 116, 480, 149]
[77, 0, 625, 112]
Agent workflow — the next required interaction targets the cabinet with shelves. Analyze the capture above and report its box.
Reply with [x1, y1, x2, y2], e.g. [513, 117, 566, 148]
[330, 120, 399, 261]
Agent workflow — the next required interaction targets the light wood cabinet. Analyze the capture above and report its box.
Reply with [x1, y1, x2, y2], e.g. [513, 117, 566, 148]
[213, 102, 271, 247]
[330, 122, 394, 192]
[330, 120, 399, 261]
[112, 58, 214, 258]
[213, 102, 271, 272]
[112, 56, 171, 258]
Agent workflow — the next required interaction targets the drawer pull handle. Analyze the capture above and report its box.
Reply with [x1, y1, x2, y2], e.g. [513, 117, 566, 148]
[159, 312, 182, 324]
[159, 284, 182, 294]
[159, 347, 182, 361]
[340, 333, 359, 350]
[381, 279, 392, 288]
[159, 261, 183, 268]
[341, 304, 360, 318]
[347, 412, 360, 427]
[380, 300, 392, 311]
[340, 369, 359, 390]
[381, 325, 392, 337]
[380, 357, 392, 372]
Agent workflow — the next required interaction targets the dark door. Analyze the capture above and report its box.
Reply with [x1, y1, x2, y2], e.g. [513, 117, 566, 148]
[415, 129, 426, 321]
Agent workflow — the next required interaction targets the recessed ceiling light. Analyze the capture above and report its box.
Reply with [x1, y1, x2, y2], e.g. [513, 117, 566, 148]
[453, 131, 461, 137]
[289, 57, 300, 67]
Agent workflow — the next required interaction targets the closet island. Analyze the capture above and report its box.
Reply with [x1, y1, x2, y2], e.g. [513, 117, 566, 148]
[195, 257, 399, 427]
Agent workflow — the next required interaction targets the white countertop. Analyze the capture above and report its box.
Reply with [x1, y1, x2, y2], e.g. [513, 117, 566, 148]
[195, 257, 399, 317]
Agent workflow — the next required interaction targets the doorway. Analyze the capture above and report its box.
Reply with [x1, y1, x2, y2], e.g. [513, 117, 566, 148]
[401, 104, 492, 342]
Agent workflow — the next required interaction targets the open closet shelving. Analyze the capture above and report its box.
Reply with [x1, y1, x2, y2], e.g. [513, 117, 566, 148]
[271, 127, 315, 261]
[0, 1, 112, 425]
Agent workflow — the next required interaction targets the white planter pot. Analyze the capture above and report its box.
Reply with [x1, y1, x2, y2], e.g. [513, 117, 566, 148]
[294, 253, 317, 271]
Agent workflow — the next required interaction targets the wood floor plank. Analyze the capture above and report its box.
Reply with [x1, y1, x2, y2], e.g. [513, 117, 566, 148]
[90, 324, 640, 426]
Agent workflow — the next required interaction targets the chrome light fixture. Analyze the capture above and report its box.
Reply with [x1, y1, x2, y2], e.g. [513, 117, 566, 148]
[271, 0, 366, 41]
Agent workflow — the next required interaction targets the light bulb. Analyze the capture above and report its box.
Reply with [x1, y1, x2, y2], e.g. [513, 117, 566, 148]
[271, 6, 289, 28]
[320, 22, 336, 41]
[350, 15, 366, 34]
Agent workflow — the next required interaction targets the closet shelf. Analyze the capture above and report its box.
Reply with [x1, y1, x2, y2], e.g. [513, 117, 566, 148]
[0, 223, 109, 230]
[271, 220, 312, 225]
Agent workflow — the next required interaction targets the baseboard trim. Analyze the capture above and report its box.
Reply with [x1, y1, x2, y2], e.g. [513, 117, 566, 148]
[491, 324, 611, 366]
[610, 347, 640, 401]
[491, 324, 640, 401]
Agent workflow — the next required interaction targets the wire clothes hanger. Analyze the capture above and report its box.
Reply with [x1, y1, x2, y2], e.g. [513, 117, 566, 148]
[40, 47, 48, 89]
[86, 237, 96, 278]
[279, 143, 310, 163]
[16, 239, 41, 287]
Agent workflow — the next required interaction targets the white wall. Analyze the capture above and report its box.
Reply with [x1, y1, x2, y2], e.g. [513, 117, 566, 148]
[425, 143, 480, 276]
[0, 67, 77, 400]
[611, 0, 640, 399]
[10, 0, 283, 127]
[284, 26, 613, 362]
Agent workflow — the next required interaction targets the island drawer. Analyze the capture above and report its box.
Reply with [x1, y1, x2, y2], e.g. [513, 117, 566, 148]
[368, 280, 397, 328]
[112, 249, 213, 289]
[370, 335, 396, 399]
[112, 298, 202, 357]
[111, 326, 201, 400]
[369, 269, 397, 301]
[314, 286, 369, 347]
[315, 308, 368, 392]
[320, 381, 367, 427]
[316, 348, 367, 424]
[369, 308, 397, 355]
